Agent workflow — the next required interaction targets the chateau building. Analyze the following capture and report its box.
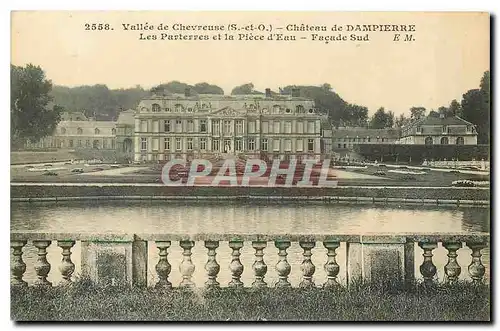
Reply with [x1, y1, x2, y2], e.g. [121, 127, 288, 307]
[398, 114, 477, 145]
[133, 88, 324, 162]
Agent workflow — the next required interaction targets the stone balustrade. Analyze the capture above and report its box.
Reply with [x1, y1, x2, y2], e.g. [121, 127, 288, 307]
[10, 232, 489, 289]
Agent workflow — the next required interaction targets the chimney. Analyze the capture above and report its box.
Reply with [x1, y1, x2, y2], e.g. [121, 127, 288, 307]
[184, 88, 191, 97]
[291, 88, 300, 97]
[265, 88, 272, 98]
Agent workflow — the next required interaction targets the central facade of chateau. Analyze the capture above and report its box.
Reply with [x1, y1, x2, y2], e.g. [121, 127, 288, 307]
[133, 89, 324, 162]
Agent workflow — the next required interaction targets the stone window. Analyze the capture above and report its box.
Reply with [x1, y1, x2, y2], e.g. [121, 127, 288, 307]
[308, 139, 314, 152]
[77, 127, 83, 135]
[141, 137, 147, 151]
[152, 104, 161, 112]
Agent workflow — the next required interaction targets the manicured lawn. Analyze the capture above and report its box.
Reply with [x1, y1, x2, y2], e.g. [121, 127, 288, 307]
[11, 282, 490, 321]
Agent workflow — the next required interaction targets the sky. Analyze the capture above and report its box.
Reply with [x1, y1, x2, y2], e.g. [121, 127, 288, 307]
[11, 11, 489, 115]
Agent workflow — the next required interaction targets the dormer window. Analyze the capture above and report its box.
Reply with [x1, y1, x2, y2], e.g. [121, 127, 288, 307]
[442, 125, 447, 133]
[308, 109, 313, 114]
[77, 128, 83, 135]
[175, 104, 183, 112]
[416, 126, 422, 133]
[95, 128, 100, 134]
[152, 104, 161, 112]
[165, 107, 171, 112]
[111, 128, 116, 135]
[273, 105, 281, 114]
[61, 128, 66, 134]
[187, 107, 193, 112]
[285, 108, 291, 113]
[296, 105, 304, 113]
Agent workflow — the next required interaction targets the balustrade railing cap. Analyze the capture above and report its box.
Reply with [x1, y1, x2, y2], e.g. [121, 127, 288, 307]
[10, 232, 490, 243]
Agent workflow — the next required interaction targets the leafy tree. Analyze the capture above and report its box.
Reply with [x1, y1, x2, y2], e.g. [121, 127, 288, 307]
[395, 113, 410, 128]
[231, 83, 263, 95]
[11, 64, 62, 147]
[193, 82, 224, 95]
[369, 107, 394, 129]
[344, 104, 368, 127]
[448, 99, 462, 116]
[409, 106, 426, 120]
[281, 84, 349, 126]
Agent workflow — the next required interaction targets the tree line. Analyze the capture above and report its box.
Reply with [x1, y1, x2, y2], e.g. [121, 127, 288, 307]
[11, 63, 490, 146]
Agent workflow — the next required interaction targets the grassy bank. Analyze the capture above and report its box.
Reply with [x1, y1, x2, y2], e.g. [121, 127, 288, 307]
[11, 282, 490, 321]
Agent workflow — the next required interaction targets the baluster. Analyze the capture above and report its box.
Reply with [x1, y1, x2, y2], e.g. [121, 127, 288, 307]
[228, 241, 244, 288]
[252, 241, 267, 288]
[418, 242, 437, 285]
[11, 240, 27, 287]
[33, 240, 52, 287]
[323, 241, 340, 288]
[205, 241, 220, 288]
[299, 241, 316, 288]
[466, 242, 487, 284]
[155, 241, 172, 289]
[275, 240, 291, 288]
[179, 241, 195, 288]
[443, 242, 462, 284]
[57, 240, 75, 285]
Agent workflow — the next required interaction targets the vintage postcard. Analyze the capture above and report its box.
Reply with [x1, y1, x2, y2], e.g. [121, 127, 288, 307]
[10, 11, 490, 322]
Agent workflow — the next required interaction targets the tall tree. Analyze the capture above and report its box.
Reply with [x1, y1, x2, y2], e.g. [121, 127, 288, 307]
[448, 99, 462, 116]
[369, 107, 394, 129]
[11, 64, 62, 147]
[409, 106, 426, 120]
[395, 113, 410, 128]
[193, 82, 224, 95]
[231, 83, 263, 95]
[460, 70, 490, 144]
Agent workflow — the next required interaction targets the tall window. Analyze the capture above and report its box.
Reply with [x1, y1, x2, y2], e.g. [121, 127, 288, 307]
[175, 138, 182, 151]
[307, 139, 314, 152]
[152, 104, 161, 112]
[285, 121, 292, 134]
[164, 138, 171, 151]
[261, 138, 268, 151]
[248, 138, 255, 151]
[111, 128, 116, 135]
[152, 120, 159, 133]
[307, 121, 315, 134]
[78, 140, 82, 147]
[248, 120, 255, 133]
[273, 121, 280, 134]
[223, 120, 232, 134]
[212, 120, 220, 135]
[69, 140, 74, 148]
[102, 140, 106, 149]
[425, 137, 433, 145]
[296, 139, 303, 151]
[187, 120, 194, 132]
[213, 139, 220, 151]
[200, 138, 206, 150]
[187, 138, 193, 150]
[285, 139, 292, 151]
[297, 122, 304, 134]
[152, 138, 159, 151]
[175, 120, 182, 132]
[440, 137, 449, 145]
[141, 138, 147, 151]
[416, 126, 422, 133]
[86, 140, 90, 147]
[273, 105, 281, 114]
[261, 121, 269, 133]
[442, 125, 447, 133]
[164, 120, 171, 132]
[235, 120, 243, 135]
[456, 137, 464, 145]
[200, 120, 207, 132]
[140, 121, 148, 132]
[273, 139, 280, 151]
[235, 139, 243, 151]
